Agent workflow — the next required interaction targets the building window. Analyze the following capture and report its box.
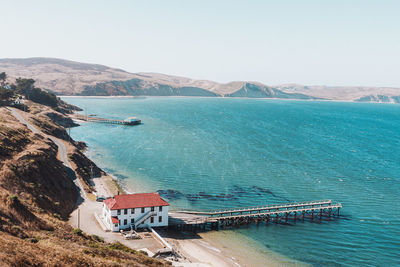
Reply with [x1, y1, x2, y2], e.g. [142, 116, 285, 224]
[131, 218, 134, 224]
[159, 216, 162, 223]
[117, 209, 121, 215]
[141, 207, 145, 213]
[132, 208, 135, 214]
[151, 207, 154, 212]
[150, 217, 154, 223]
[124, 219, 127, 225]
[114, 223, 118, 227]
[124, 209, 127, 215]
[159, 206, 163, 212]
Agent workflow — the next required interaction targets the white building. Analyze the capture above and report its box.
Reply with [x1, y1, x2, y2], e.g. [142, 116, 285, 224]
[102, 192, 169, 232]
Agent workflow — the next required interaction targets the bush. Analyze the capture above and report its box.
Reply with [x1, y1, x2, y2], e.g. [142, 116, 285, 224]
[28, 88, 59, 107]
[72, 228, 83, 236]
[90, 234, 104, 243]
[0, 86, 13, 102]
[29, 237, 38, 243]
[8, 195, 18, 201]
[12, 225, 22, 231]
[108, 242, 136, 254]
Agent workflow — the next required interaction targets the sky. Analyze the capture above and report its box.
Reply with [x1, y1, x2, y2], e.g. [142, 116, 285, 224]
[2, 0, 400, 87]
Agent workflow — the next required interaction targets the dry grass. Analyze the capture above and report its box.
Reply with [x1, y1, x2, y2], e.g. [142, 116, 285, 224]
[0, 106, 170, 266]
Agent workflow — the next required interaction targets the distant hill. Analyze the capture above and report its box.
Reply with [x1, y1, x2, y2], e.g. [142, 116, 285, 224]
[1, 57, 400, 103]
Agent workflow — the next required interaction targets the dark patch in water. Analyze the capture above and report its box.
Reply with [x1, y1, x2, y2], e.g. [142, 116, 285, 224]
[251, 186, 275, 196]
[228, 185, 291, 202]
[157, 189, 185, 200]
[186, 194, 201, 202]
[231, 185, 248, 195]
[184, 191, 238, 202]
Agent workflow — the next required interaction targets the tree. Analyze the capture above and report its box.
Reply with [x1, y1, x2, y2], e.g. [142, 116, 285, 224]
[0, 87, 13, 103]
[16, 78, 35, 95]
[0, 72, 6, 86]
[29, 87, 59, 107]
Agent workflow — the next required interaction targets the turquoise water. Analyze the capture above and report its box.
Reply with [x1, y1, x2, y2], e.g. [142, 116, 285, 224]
[63, 97, 400, 266]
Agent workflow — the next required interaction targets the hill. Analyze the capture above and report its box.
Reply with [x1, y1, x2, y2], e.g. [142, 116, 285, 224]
[1, 57, 400, 103]
[0, 103, 169, 266]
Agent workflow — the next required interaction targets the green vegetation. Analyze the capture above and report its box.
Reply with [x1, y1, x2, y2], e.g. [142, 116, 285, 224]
[72, 228, 83, 236]
[0, 103, 168, 266]
[0, 72, 60, 108]
[0, 72, 6, 87]
[108, 242, 136, 254]
[8, 194, 18, 202]
[29, 87, 58, 107]
[0, 72, 13, 105]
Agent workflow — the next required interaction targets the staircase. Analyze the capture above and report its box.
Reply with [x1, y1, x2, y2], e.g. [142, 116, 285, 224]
[134, 211, 157, 229]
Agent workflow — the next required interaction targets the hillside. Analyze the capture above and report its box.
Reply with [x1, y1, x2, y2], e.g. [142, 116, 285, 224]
[0, 104, 169, 266]
[1, 57, 400, 103]
[0, 58, 313, 99]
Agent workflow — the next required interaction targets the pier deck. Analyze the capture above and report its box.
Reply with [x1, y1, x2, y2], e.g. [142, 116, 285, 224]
[169, 200, 342, 231]
[73, 114, 141, 126]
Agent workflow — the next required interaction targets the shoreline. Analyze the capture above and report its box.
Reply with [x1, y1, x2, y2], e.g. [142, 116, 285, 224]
[60, 94, 400, 104]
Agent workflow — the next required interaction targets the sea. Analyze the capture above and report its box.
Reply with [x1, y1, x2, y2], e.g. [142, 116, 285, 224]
[62, 97, 400, 266]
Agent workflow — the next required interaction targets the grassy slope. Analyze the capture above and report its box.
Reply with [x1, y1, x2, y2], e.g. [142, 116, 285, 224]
[0, 106, 169, 266]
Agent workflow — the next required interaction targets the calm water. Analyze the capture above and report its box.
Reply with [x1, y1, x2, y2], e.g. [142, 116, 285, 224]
[63, 97, 400, 266]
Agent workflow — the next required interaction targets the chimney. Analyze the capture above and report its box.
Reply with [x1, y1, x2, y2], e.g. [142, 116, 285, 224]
[117, 191, 119, 195]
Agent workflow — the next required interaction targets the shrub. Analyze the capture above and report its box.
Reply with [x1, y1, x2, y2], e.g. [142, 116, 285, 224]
[138, 250, 148, 256]
[12, 225, 22, 231]
[90, 234, 104, 243]
[108, 242, 136, 254]
[29, 87, 59, 107]
[8, 195, 18, 201]
[29, 237, 38, 243]
[72, 228, 83, 236]
[0, 86, 13, 102]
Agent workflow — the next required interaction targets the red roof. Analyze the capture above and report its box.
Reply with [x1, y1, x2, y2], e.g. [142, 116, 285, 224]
[111, 217, 119, 224]
[104, 193, 169, 210]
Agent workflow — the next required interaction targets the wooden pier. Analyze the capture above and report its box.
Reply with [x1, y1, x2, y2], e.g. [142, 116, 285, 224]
[73, 114, 141, 126]
[168, 200, 342, 231]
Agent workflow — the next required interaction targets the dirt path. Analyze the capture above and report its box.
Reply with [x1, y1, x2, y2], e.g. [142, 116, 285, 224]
[7, 107, 86, 199]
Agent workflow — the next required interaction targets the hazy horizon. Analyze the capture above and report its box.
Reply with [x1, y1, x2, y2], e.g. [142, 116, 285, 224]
[2, 0, 400, 87]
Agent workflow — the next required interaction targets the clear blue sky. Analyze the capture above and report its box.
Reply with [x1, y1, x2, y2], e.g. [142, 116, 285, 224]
[2, 0, 400, 87]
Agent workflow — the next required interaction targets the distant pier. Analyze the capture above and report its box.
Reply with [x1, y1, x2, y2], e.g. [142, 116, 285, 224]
[168, 200, 342, 231]
[73, 114, 141, 126]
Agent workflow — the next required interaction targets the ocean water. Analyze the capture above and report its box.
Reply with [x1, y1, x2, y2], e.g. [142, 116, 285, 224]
[63, 97, 400, 266]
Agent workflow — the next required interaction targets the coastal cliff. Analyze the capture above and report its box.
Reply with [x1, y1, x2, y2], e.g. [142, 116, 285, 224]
[0, 103, 169, 266]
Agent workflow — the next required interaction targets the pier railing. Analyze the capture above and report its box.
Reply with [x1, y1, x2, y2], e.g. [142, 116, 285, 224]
[177, 200, 333, 216]
[169, 200, 342, 230]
